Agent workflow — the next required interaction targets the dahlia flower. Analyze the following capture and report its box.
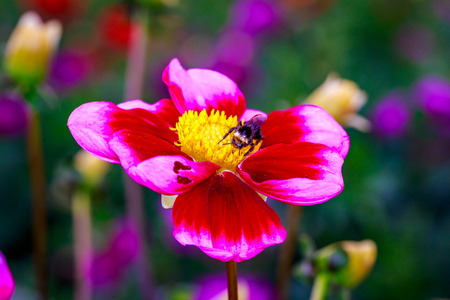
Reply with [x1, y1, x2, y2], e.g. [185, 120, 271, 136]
[68, 58, 349, 262]
[0, 252, 14, 300]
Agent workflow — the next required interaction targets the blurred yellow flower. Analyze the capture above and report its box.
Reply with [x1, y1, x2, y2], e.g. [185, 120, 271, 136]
[4, 11, 62, 88]
[339, 240, 377, 288]
[73, 150, 110, 187]
[316, 239, 377, 289]
[305, 74, 371, 132]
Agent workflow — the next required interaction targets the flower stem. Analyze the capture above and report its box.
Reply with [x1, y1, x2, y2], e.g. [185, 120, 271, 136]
[72, 190, 92, 300]
[26, 108, 48, 299]
[226, 261, 238, 300]
[122, 8, 154, 299]
[338, 288, 351, 300]
[310, 274, 330, 300]
[276, 205, 304, 299]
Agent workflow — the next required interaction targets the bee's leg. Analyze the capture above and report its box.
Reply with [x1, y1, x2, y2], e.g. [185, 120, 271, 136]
[218, 127, 236, 144]
[244, 142, 255, 156]
[237, 142, 245, 155]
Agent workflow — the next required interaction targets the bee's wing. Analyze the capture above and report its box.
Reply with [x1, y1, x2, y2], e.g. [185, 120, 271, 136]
[249, 114, 267, 127]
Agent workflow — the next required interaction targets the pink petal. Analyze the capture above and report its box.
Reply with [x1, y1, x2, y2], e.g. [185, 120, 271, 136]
[67, 101, 178, 163]
[118, 98, 181, 127]
[261, 105, 350, 158]
[237, 142, 344, 205]
[162, 58, 246, 117]
[173, 171, 286, 262]
[0, 252, 14, 300]
[109, 129, 220, 195]
[241, 108, 267, 121]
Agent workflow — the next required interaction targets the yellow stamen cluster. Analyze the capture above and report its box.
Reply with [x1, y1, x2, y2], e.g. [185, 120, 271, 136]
[174, 109, 261, 171]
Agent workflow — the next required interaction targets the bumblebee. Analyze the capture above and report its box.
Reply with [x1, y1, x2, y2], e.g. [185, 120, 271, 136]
[219, 114, 267, 156]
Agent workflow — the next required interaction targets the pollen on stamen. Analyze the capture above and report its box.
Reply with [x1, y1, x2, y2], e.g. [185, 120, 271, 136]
[173, 109, 261, 171]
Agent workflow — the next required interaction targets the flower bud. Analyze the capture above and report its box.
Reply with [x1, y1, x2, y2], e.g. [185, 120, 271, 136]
[292, 259, 316, 283]
[315, 240, 377, 289]
[73, 150, 110, 187]
[305, 74, 370, 132]
[4, 11, 62, 88]
[0, 252, 15, 300]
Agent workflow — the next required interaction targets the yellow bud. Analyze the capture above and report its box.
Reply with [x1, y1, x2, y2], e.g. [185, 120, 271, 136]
[316, 240, 377, 289]
[73, 150, 110, 187]
[305, 74, 371, 132]
[339, 240, 377, 288]
[4, 11, 62, 88]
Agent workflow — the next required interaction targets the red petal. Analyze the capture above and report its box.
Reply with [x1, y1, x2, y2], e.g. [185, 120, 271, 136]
[237, 142, 344, 205]
[118, 98, 181, 127]
[109, 129, 220, 195]
[162, 58, 246, 118]
[68, 101, 178, 163]
[262, 105, 349, 158]
[173, 172, 286, 262]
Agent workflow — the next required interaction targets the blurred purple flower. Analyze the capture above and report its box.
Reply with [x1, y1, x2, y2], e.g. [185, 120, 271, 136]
[109, 219, 140, 268]
[230, 0, 283, 36]
[371, 93, 411, 138]
[192, 274, 277, 300]
[432, 0, 450, 23]
[49, 50, 92, 91]
[415, 75, 450, 134]
[89, 218, 140, 287]
[393, 24, 434, 63]
[0, 252, 14, 300]
[89, 251, 122, 286]
[0, 93, 29, 136]
[215, 31, 256, 66]
[211, 30, 257, 85]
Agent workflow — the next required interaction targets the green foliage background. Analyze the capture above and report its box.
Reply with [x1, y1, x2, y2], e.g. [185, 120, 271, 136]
[1, 0, 450, 299]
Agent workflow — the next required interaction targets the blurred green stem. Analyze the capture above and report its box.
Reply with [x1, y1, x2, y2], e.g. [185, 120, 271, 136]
[122, 8, 154, 299]
[339, 288, 351, 300]
[276, 205, 304, 299]
[72, 190, 92, 300]
[226, 261, 238, 300]
[26, 107, 48, 299]
[310, 274, 330, 300]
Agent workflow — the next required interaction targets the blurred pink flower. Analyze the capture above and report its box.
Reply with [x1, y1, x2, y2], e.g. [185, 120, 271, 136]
[432, 0, 450, 23]
[0, 93, 29, 136]
[0, 252, 14, 300]
[49, 50, 92, 91]
[211, 30, 257, 85]
[415, 75, 450, 135]
[393, 24, 434, 63]
[192, 274, 277, 300]
[89, 219, 140, 287]
[68, 58, 349, 262]
[370, 93, 411, 138]
[230, 0, 283, 36]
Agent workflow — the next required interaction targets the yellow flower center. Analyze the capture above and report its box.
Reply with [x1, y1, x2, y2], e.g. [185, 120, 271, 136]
[174, 109, 262, 171]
